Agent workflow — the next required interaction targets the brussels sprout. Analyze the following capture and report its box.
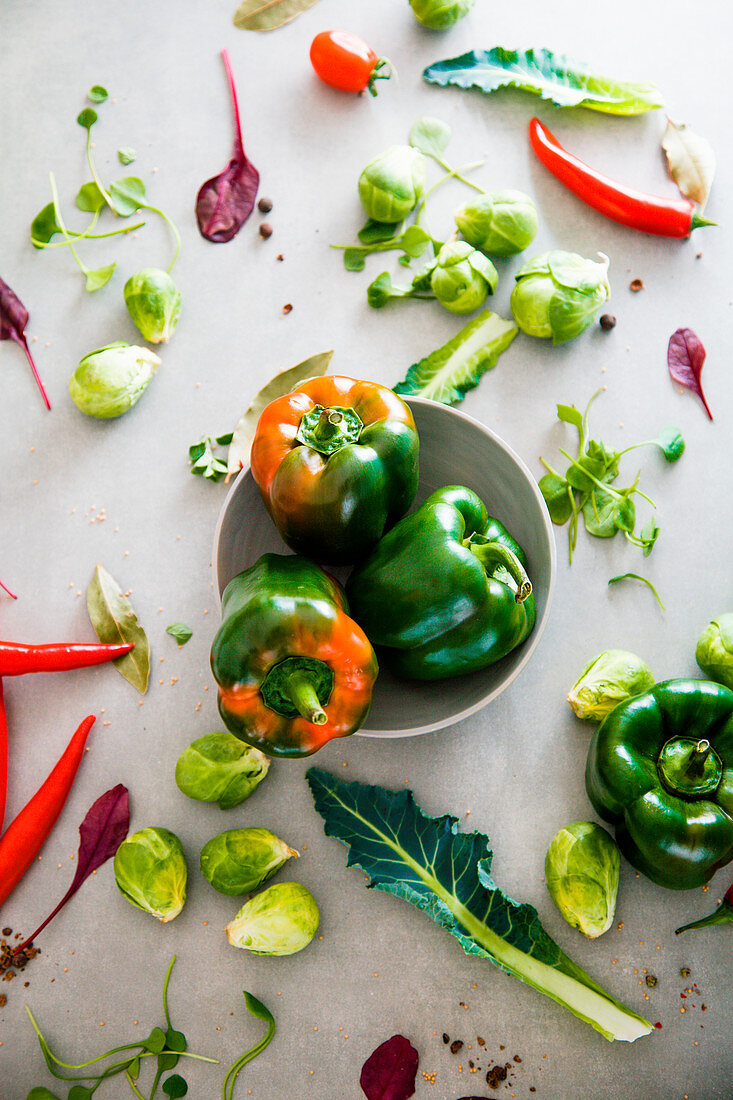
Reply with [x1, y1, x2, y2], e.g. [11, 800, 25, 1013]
[113, 827, 187, 922]
[430, 241, 498, 314]
[225, 882, 319, 956]
[200, 827, 298, 896]
[358, 145, 426, 223]
[567, 650, 655, 722]
[69, 341, 161, 418]
[124, 267, 182, 344]
[510, 251, 610, 344]
[175, 731, 270, 810]
[545, 822, 619, 939]
[409, 0, 475, 30]
[455, 189, 539, 257]
[696, 613, 733, 689]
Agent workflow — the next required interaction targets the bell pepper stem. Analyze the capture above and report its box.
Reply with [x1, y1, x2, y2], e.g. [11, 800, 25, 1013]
[313, 409, 344, 444]
[465, 538, 532, 603]
[284, 670, 328, 725]
[689, 739, 712, 773]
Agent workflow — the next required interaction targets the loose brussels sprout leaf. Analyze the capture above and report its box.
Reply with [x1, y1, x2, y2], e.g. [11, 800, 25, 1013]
[225, 882, 319, 955]
[118, 147, 138, 166]
[113, 827, 187, 922]
[567, 650, 655, 721]
[70, 341, 160, 418]
[124, 268, 182, 343]
[358, 145, 426, 223]
[395, 310, 517, 404]
[696, 613, 733, 690]
[545, 822, 620, 938]
[200, 827, 298, 895]
[175, 731, 270, 809]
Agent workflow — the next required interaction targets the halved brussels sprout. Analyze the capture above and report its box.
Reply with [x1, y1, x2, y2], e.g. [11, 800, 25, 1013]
[545, 822, 619, 938]
[409, 0, 476, 30]
[113, 827, 187, 922]
[200, 827, 298, 896]
[567, 650, 655, 722]
[696, 613, 733, 690]
[69, 341, 160, 418]
[225, 882, 319, 956]
[124, 268, 182, 344]
[175, 731, 270, 810]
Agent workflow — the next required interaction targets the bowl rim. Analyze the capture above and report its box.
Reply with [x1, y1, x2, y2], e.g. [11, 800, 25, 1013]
[212, 394, 556, 737]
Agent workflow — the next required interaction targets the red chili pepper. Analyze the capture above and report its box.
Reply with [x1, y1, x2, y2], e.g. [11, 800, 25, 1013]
[0, 640, 133, 676]
[0, 679, 7, 832]
[0, 713, 95, 907]
[528, 117, 715, 238]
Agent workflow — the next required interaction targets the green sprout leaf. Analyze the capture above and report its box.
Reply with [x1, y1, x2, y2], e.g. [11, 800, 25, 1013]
[108, 176, 146, 216]
[343, 248, 367, 271]
[652, 425, 685, 462]
[76, 182, 106, 214]
[189, 437, 230, 482]
[223, 992, 275, 1100]
[357, 218, 402, 245]
[89, 85, 108, 103]
[77, 108, 98, 130]
[84, 263, 116, 292]
[30, 203, 62, 248]
[118, 147, 137, 165]
[409, 116, 452, 159]
[143, 1028, 168, 1055]
[162, 1075, 188, 1097]
[166, 623, 193, 646]
[608, 573, 665, 609]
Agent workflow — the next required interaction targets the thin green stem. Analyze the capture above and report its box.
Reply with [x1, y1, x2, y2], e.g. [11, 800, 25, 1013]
[125, 1071, 147, 1098]
[142, 203, 181, 272]
[414, 159, 484, 227]
[49, 172, 91, 277]
[223, 1022, 275, 1100]
[31, 218, 145, 249]
[163, 956, 176, 1031]
[436, 155, 485, 192]
[86, 129, 115, 209]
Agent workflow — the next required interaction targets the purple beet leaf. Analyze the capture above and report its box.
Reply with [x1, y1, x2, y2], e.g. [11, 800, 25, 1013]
[667, 327, 712, 420]
[13, 784, 129, 954]
[360, 1034, 419, 1100]
[0, 276, 51, 410]
[196, 49, 259, 243]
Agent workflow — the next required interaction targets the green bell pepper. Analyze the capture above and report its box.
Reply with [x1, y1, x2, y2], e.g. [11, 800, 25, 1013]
[345, 485, 536, 680]
[586, 679, 733, 890]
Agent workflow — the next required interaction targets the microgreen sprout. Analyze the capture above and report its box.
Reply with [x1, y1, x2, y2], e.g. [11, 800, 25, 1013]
[538, 390, 683, 563]
[222, 992, 275, 1100]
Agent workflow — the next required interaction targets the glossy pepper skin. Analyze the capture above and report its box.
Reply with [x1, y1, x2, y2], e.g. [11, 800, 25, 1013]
[250, 376, 419, 565]
[345, 486, 536, 681]
[586, 679, 733, 890]
[211, 554, 378, 758]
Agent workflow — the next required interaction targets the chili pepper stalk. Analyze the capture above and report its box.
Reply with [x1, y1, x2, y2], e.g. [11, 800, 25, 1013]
[0, 714, 95, 908]
[0, 639, 134, 676]
[529, 117, 715, 238]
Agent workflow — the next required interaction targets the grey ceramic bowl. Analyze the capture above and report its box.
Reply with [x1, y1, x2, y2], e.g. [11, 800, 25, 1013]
[213, 395, 555, 738]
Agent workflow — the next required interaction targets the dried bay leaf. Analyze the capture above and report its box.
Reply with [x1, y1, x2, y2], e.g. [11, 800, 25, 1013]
[87, 564, 150, 693]
[662, 119, 715, 210]
[233, 0, 321, 32]
[225, 350, 333, 481]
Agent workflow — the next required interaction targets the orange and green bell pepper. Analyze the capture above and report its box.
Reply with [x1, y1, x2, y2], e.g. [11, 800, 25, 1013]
[211, 554, 378, 758]
[345, 485, 535, 680]
[586, 679, 733, 890]
[249, 375, 419, 564]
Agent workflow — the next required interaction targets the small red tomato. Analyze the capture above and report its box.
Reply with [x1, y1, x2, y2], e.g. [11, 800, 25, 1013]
[310, 30, 392, 97]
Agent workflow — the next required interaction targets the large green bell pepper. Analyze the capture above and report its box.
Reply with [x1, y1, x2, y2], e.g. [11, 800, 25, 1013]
[586, 679, 733, 890]
[345, 485, 535, 680]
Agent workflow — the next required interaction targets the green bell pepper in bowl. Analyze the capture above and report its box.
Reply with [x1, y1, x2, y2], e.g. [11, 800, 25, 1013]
[345, 485, 536, 680]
